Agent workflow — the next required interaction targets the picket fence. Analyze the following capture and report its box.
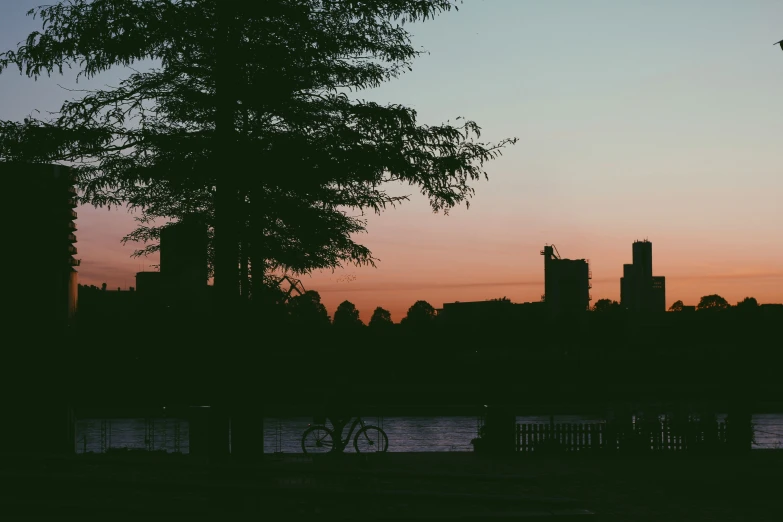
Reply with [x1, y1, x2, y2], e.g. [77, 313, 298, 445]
[517, 420, 728, 453]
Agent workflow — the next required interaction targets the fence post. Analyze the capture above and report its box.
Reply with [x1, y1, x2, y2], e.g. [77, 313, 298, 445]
[519, 424, 527, 452]
[531, 424, 537, 451]
[575, 424, 580, 451]
[572, 423, 578, 452]
[663, 418, 669, 452]
[174, 421, 181, 454]
[573, 423, 578, 452]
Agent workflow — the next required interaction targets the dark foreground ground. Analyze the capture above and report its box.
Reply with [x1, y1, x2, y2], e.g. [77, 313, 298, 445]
[1, 451, 781, 521]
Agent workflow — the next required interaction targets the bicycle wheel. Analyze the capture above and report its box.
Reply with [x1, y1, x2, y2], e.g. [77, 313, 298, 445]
[353, 425, 388, 453]
[301, 425, 335, 455]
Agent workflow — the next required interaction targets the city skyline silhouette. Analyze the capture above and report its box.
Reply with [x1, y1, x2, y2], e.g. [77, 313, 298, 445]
[1, 2, 781, 519]
[1, 0, 781, 322]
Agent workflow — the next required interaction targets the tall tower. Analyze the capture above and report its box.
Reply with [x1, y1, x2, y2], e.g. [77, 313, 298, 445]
[621, 239, 665, 312]
[632, 240, 653, 280]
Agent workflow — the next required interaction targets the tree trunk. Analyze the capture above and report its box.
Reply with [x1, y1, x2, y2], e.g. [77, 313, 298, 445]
[214, 1, 240, 317]
[727, 401, 753, 454]
[240, 225, 249, 301]
[481, 405, 516, 455]
[239, 110, 251, 302]
[210, 0, 237, 464]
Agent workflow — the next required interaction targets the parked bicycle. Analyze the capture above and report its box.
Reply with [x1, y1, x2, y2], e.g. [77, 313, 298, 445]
[301, 416, 388, 455]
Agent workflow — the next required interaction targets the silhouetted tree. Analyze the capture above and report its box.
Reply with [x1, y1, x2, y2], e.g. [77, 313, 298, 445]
[249, 274, 290, 323]
[333, 300, 363, 329]
[697, 294, 730, 311]
[401, 300, 437, 329]
[592, 299, 621, 313]
[668, 300, 684, 312]
[0, 1, 517, 314]
[287, 290, 330, 329]
[735, 297, 759, 309]
[368, 307, 393, 329]
[101, 283, 107, 292]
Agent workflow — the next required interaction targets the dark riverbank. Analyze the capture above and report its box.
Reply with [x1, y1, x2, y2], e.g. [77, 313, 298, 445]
[1, 451, 780, 520]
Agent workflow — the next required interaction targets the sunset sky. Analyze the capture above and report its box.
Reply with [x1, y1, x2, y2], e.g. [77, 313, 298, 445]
[2, 0, 781, 322]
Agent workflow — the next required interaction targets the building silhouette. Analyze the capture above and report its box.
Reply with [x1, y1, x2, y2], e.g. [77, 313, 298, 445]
[620, 239, 666, 313]
[135, 217, 209, 313]
[437, 299, 545, 324]
[541, 245, 591, 316]
[5, 162, 79, 329]
[760, 303, 783, 319]
[76, 284, 136, 326]
[160, 218, 209, 288]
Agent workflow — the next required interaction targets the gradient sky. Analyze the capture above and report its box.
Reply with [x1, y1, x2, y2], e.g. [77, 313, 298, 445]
[2, 0, 781, 322]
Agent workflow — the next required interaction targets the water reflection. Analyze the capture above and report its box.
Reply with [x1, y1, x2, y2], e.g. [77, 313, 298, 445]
[73, 414, 783, 454]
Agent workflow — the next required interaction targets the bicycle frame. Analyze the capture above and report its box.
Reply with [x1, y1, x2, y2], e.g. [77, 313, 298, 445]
[332, 416, 367, 449]
[302, 415, 386, 455]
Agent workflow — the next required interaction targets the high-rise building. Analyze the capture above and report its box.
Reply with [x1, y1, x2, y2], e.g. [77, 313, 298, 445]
[5, 162, 79, 329]
[541, 245, 591, 316]
[160, 217, 209, 287]
[4, 161, 80, 457]
[620, 240, 665, 313]
[632, 240, 653, 279]
[136, 217, 209, 313]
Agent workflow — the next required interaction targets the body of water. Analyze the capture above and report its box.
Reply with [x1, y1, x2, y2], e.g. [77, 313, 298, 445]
[74, 414, 783, 455]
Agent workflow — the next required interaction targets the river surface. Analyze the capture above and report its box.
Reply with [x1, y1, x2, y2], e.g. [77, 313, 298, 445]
[74, 414, 783, 454]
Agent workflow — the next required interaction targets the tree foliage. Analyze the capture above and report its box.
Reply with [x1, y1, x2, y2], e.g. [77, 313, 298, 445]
[401, 300, 437, 328]
[287, 290, 330, 328]
[0, 0, 518, 303]
[697, 294, 730, 311]
[735, 297, 759, 309]
[333, 300, 363, 328]
[668, 300, 684, 312]
[592, 298, 621, 313]
[368, 306, 393, 328]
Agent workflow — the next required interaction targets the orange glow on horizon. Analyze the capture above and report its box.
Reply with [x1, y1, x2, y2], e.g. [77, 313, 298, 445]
[74, 202, 783, 323]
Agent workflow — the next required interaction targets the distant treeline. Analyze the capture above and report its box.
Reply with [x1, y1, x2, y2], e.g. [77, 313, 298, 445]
[72, 285, 781, 361]
[62, 286, 782, 408]
[77, 284, 780, 326]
